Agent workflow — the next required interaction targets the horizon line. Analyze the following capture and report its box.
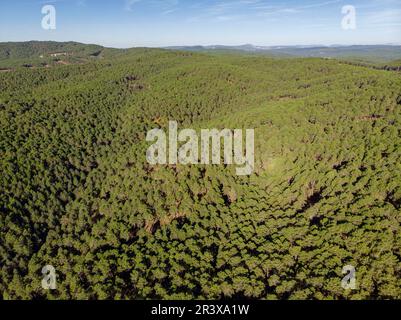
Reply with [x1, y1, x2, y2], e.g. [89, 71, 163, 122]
[1, 40, 401, 49]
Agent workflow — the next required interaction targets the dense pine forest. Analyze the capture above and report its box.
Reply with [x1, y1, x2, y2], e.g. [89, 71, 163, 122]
[1, 42, 401, 299]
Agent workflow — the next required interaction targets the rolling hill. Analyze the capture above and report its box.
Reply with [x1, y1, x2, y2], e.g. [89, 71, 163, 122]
[1, 42, 400, 300]
[166, 44, 401, 63]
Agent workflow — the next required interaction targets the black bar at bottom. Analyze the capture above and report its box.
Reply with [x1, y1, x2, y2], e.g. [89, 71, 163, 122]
[1, 300, 399, 318]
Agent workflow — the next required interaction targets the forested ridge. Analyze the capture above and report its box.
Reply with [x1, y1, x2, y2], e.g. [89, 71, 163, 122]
[0, 41, 120, 69]
[1, 43, 401, 299]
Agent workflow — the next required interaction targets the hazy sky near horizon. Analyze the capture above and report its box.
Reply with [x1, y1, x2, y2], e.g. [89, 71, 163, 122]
[0, 0, 400, 47]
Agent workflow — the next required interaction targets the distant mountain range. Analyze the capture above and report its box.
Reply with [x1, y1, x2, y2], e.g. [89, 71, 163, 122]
[1, 42, 400, 68]
[164, 44, 401, 62]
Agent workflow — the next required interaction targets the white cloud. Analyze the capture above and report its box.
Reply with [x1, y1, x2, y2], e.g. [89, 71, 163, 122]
[125, 0, 141, 12]
[162, 9, 177, 15]
[362, 8, 401, 28]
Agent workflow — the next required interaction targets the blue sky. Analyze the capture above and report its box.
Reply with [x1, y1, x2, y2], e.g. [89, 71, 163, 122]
[0, 0, 400, 47]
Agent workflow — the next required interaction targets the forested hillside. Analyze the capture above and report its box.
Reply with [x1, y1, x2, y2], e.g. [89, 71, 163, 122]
[0, 41, 117, 69]
[1, 43, 401, 299]
[0, 41, 104, 59]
